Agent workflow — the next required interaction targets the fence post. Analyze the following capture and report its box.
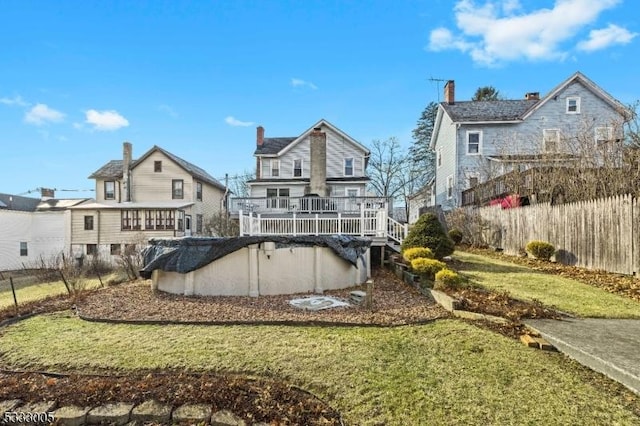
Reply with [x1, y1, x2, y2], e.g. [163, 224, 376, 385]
[9, 277, 18, 315]
[256, 213, 261, 236]
[360, 203, 365, 236]
[239, 209, 244, 235]
[293, 212, 298, 236]
[59, 270, 71, 295]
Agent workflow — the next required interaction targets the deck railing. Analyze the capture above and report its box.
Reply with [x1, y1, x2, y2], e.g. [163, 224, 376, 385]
[238, 207, 407, 243]
[229, 196, 388, 215]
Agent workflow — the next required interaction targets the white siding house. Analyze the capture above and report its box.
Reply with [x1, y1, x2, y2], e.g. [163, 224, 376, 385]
[70, 143, 228, 262]
[0, 193, 88, 271]
[430, 72, 629, 210]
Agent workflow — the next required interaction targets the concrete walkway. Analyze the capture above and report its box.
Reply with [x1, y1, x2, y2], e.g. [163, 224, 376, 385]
[525, 318, 640, 395]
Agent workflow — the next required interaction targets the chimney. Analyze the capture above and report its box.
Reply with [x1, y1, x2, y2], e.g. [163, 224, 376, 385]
[123, 141, 132, 202]
[444, 80, 455, 104]
[256, 126, 264, 146]
[525, 92, 540, 100]
[40, 188, 55, 200]
[309, 127, 328, 197]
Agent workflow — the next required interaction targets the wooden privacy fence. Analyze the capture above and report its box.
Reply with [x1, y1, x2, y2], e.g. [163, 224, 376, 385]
[468, 194, 639, 275]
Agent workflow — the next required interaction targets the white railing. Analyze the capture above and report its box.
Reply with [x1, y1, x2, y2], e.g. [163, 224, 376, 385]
[238, 208, 408, 243]
[230, 196, 387, 215]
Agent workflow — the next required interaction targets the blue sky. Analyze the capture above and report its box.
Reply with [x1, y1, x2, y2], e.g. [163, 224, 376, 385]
[1, 0, 638, 198]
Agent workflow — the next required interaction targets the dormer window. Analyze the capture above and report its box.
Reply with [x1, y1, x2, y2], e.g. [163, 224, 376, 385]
[566, 97, 580, 114]
[344, 158, 354, 176]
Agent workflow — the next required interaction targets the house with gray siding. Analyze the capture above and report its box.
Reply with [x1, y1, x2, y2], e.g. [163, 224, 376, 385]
[430, 71, 628, 210]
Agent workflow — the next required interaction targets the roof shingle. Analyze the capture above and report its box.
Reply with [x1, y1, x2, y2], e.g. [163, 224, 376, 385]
[254, 137, 297, 155]
[442, 99, 539, 122]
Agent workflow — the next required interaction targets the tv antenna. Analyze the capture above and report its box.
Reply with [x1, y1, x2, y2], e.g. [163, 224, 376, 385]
[428, 77, 448, 102]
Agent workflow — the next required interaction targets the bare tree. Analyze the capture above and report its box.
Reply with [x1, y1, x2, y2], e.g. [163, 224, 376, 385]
[205, 211, 239, 237]
[367, 137, 407, 201]
[227, 170, 255, 198]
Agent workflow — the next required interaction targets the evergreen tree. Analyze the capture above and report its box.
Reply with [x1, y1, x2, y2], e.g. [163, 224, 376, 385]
[409, 101, 438, 187]
[472, 86, 501, 101]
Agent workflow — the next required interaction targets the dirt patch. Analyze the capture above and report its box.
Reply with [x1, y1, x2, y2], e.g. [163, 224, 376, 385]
[0, 371, 340, 425]
[78, 269, 449, 326]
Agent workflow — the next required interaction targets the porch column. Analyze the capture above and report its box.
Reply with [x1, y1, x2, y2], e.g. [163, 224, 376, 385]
[239, 209, 244, 235]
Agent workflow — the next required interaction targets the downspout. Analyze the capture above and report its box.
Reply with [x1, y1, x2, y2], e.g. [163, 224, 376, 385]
[455, 123, 461, 208]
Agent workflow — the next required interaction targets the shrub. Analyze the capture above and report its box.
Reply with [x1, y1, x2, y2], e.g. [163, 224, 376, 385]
[525, 240, 555, 261]
[401, 213, 455, 259]
[402, 247, 434, 262]
[448, 229, 463, 245]
[434, 268, 463, 290]
[411, 258, 446, 279]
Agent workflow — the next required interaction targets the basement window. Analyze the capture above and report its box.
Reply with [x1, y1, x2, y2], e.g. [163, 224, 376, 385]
[86, 244, 97, 256]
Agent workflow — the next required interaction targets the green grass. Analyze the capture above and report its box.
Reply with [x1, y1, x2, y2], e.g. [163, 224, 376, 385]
[1, 313, 639, 425]
[0, 277, 106, 309]
[454, 251, 640, 318]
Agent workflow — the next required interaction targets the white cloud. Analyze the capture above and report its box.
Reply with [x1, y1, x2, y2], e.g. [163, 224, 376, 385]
[428, 0, 629, 66]
[85, 109, 129, 131]
[291, 78, 318, 90]
[158, 104, 178, 118]
[577, 23, 638, 51]
[24, 103, 65, 125]
[225, 116, 254, 127]
[0, 95, 29, 107]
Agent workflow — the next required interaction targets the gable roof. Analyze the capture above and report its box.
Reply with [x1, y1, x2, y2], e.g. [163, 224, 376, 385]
[254, 119, 369, 157]
[0, 193, 41, 212]
[521, 71, 629, 120]
[89, 146, 226, 191]
[441, 99, 539, 123]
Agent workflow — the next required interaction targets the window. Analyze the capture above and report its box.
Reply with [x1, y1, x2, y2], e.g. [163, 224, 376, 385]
[271, 160, 280, 177]
[132, 210, 141, 230]
[19, 242, 27, 257]
[447, 175, 454, 199]
[110, 244, 121, 256]
[566, 97, 580, 114]
[104, 181, 115, 200]
[177, 211, 184, 231]
[172, 179, 184, 199]
[156, 210, 165, 229]
[124, 244, 136, 256]
[266, 188, 290, 209]
[469, 177, 478, 188]
[86, 244, 97, 256]
[84, 215, 94, 230]
[543, 129, 560, 152]
[196, 182, 203, 201]
[293, 159, 303, 177]
[437, 149, 442, 168]
[145, 210, 155, 230]
[121, 210, 132, 230]
[466, 131, 481, 155]
[166, 211, 175, 229]
[196, 214, 203, 234]
[595, 126, 613, 145]
[344, 158, 354, 176]
[154, 161, 162, 172]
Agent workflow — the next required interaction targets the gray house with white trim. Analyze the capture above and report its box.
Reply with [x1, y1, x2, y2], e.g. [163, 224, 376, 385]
[430, 71, 628, 210]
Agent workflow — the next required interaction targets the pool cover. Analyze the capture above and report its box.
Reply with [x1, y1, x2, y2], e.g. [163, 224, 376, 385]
[140, 235, 372, 279]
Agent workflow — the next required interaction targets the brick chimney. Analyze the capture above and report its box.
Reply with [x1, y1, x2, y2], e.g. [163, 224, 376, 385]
[309, 127, 328, 196]
[123, 142, 132, 202]
[444, 80, 455, 104]
[525, 92, 540, 100]
[256, 126, 264, 146]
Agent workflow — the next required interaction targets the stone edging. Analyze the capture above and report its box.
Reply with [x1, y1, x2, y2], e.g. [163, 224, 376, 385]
[427, 289, 511, 324]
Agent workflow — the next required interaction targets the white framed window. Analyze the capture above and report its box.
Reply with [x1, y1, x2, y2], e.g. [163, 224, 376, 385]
[104, 181, 115, 200]
[543, 129, 560, 152]
[293, 159, 303, 177]
[566, 97, 580, 114]
[466, 131, 482, 155]
[437, 149, 442, 168]
[271, 160, 280, 177]
[346, 188, 360, 197]
[446, 175, 454, 199]
[595, 126, 613, 145]
[344, 158, 354, 176]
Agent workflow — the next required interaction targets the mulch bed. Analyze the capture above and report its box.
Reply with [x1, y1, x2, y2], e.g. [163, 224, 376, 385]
[0, 294, 73, 324]
[77, 269, 449, 326]
[0, 371, 341, 425]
